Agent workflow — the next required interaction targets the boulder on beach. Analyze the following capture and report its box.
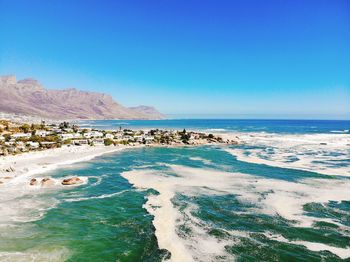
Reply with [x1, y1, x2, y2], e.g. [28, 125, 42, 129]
[30, 178, 38, 186]
[61, 177, 83, 185]
[41, 178, 55, 187]
[5, 166, 15, 172]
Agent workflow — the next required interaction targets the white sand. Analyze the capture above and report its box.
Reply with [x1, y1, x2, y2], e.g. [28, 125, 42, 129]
[0, 145, 137, 225]
[0, 145, 135, 185]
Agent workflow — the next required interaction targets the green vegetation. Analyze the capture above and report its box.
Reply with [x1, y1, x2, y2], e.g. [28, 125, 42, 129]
[180, 129, 190, 144]
[30, 135, 43, 143]
[63, 139, 72, 145]
[104, 138, 113, 146]
[20, 124, 31, 133]
[45, 135, 60, 143]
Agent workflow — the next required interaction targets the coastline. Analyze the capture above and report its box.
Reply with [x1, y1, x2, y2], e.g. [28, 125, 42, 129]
[0, 125, 349, 260]
[0, 144, 139, 186]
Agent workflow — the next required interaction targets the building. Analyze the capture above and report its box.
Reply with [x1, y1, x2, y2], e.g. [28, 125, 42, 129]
[144, 135, 155, 143]
[11, 133, 31, 139]
[91, 131, 104, 138]
[35, 130, 48, 137]
[105, 133, 114, 139]
[83, 132, 92, 139]
[41, 142, 57, 149]
[71, 139, 89, 146]
[92, 138, 104, 145]
[27, 141, 40, 149]
[60, 133, 74, 140]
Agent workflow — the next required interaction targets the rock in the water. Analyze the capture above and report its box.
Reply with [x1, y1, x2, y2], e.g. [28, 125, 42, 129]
[61, 177, 83, 185]
[5, 166, 15, 172]
[30, 178, 38, 186]
[41, 178, 54, 186]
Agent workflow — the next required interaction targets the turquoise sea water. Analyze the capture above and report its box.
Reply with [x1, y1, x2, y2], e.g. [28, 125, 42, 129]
[1, 120, 350, 261]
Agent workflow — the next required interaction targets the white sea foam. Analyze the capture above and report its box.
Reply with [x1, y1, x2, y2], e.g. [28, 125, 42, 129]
[264, 233, 350, 259]
[205, 128, 227, 132]
[224, 132, 350, 176]
[64, 189, 129, 202]
[189, 157, 212, 165]
[0, 146, 131, 226]
[331, 130, 349, 133]
[122, 164, 350, 261]
[0, 175, 88, 224]
[0, 247, 70, 262]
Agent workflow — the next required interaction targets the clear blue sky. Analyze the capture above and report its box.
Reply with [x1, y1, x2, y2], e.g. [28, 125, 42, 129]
[0, 0, 349, 119]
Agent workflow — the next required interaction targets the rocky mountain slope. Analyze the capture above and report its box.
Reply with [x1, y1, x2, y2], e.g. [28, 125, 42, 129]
[0, 75, 164, 120]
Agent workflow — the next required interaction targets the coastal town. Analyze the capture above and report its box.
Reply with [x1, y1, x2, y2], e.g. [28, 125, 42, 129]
[0, 119, 237, 156]
[0, 119, 238, 187]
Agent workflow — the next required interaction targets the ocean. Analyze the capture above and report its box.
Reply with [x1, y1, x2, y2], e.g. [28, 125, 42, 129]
[78, 119, 350, 134]
[1, 119, 350, 261]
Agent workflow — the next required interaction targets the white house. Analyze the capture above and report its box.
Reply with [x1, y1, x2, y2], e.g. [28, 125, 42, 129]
[72, 139, 89, 146]
[114, 133, 123, 139]
[60, 133, 74, 140]
[83, 132, 92, 139]
[63, 128, 73, 133]
[134, 135, 143, 142]
[72, 133, 82, 139]
[105, 133, 114, 139]
[0, 136, 5, 141]
[91, 131, 104, 138]
[16, 141, 26, 151]
[144, 135, 154, 142]
[11, 133, 31, 139]
[92, 138, 104, 145]
[35, 130, 48, 137]
[124, 130, 134, 135]
[27, 141, 40, 149]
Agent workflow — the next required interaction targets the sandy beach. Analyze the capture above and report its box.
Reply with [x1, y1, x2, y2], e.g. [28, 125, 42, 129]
[0, 144, 140, 229]
[0, 144, 137, 186]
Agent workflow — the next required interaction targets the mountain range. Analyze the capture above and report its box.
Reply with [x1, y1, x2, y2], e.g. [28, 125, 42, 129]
[0, 75, 164, 120]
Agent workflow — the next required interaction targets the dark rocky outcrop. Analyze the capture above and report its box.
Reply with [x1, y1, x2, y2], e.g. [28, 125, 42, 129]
[61, 177, 83, 185]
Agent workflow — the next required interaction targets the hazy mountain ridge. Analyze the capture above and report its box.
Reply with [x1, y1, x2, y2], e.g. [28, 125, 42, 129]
[0, 75, 165, 120]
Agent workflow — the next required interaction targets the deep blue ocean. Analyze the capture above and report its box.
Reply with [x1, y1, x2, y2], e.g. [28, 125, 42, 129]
[78, 119, 350, 134]
[1, 119, 349, 261]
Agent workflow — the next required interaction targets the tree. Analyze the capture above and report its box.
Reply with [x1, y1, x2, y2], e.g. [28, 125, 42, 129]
[63, 139, 72, 145]
[104, 138, 113, 146]
[72, 125, 78, 133]
[4, 134, 11, 142]
[30, 135, 43, 143]
[45, 135, 60, 143]
[59, 122, 70, 129]
[20, 124, 30, 133]
[180, 130, 190, 144]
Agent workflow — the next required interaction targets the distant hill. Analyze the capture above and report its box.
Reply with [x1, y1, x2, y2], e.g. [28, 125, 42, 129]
[0, 75, 165, 120]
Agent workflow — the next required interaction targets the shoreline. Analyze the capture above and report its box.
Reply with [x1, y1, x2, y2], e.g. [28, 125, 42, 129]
[0, 145, 139, 186]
